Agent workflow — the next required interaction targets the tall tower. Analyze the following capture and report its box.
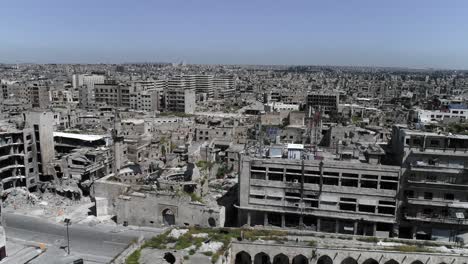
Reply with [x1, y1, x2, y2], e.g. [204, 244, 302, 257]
[112, 110, 124, 176]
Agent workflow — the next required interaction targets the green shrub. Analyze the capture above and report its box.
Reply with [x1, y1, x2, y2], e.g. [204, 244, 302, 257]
[125, 249, 141, 264]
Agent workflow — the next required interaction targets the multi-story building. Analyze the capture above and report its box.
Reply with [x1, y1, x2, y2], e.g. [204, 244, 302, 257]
[238, 146, 401, 237]
[0, 121, 39, 191]
[306, 93, 339, 114]
[213, 75, 235, 100]
[73, 74, 105, 109]
[72, 73, 105, 89]
[413, 107, 468, 124]
[50, 90, 75, 108]
[95, 80, 131, 108]
[391, 125, 468, 240]
[29, 82, 51, 109]
[25, 111, 56, 180]
[130, 89, 163, 112]
[165, 78, 196, 114]
[195, 125, 234, 142]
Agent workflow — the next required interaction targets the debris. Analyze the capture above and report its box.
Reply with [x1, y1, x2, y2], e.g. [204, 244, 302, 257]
[168, 228, 189, 239]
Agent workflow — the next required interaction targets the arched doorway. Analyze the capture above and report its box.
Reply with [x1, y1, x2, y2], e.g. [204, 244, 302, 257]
[164, 252, 176, 264]
[254, 252, 271, 264]
[363, 259, 379, 264]
[385, 260, 399, 264]
[317, 255, 333, 264]
[162, 208, 175, 226]
[410, 261, 423, 264]
[235, 251, 252, 264]
[341, 257, 358, 264]
[292, 254, 308, 264]
[273, 254, 289, 264]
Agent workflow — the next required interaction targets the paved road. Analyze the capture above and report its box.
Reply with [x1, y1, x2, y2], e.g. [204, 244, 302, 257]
[3, 213, 164, 263]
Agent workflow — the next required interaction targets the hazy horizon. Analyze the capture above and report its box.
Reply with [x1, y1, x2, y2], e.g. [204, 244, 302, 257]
[2, 0, 468, 69]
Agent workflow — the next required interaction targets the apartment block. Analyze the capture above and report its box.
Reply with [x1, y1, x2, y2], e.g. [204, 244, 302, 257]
[95, 80, 131, 108]
[165, 78, 196, 114]
[392, 125, 468, 240]
[238, 153, 401, 237]
[306, 93, 339, 114]
[0, 122, 39, 191]
[29, 82, 51, 109]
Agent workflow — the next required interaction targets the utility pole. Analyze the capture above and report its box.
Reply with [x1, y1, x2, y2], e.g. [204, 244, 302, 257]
[64, 218, 71, 255]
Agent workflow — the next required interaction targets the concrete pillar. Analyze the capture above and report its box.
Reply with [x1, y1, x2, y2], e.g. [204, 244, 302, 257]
[246, 211, 251, 227]
[412, 225, 417, 239]
[354, 221, 358, 235]
[335, 220, 339, 233]
[372, 223, 377, 236]
[281, 214, 285, 228]
[299, 215, 304, 227]
[316, 218, 321, 232]
[264, 213, 268, 226]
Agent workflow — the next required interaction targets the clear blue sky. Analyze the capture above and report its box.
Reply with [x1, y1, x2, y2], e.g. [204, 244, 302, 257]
[1, 0, 468, 68]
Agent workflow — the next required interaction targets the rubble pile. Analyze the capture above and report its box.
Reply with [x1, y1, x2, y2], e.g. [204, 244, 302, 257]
[2, 187, 91, 219]
[2, 187, 39, 208]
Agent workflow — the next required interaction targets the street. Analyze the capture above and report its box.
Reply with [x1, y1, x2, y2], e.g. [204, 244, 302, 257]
[2, 213, 164, 263]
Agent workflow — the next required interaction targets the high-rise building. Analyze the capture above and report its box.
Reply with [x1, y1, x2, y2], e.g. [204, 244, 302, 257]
[24, 111, 55, 180]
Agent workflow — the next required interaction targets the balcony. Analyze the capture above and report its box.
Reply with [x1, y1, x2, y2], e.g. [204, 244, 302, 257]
[405, 213, 468, 225]
[410, 147, 468, 156]
[0, 164, 25, 174]
[407, 198, 454, 207]
[407, 175, 468, 187]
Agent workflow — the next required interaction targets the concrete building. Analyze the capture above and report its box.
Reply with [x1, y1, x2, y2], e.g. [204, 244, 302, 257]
[306, 93, 339, 114]
[95, 80, 131, 108]
[414, 107, 468, 124]
[391, 125, 468, 241]
[73, 74, 105, 109]
[193, 75, 214, 99]
[129, 89, 163, 112]
[264, 102, 300, 112]
[50, 90, 75, 108]
[0, 121, 39, 191]
[165, 78, 196, 114]
[213, 75, 235, 100]
[72, 74, 105, 89]
[29, 82, 51, 109]
[25, 111, 56, 180]
[238, 151, 401, 237]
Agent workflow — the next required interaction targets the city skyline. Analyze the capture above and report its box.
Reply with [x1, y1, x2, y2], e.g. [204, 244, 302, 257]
[1, 0, 468, 68]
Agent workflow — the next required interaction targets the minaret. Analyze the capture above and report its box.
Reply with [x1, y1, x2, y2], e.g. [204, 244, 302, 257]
[112, 109, 123, 177]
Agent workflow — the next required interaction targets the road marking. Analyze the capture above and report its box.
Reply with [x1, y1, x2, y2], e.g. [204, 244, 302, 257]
[103, 240, 129, 246]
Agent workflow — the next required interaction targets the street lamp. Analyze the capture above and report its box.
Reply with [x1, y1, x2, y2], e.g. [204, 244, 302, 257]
[64, 218, 71, 255]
